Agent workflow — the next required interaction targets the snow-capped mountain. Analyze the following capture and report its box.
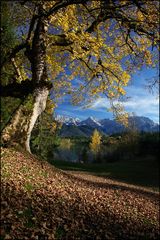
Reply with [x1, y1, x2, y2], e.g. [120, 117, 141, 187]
[80, 117, 102, 128]
[55, 115, 80, 126]
[56, 115, 159, 137]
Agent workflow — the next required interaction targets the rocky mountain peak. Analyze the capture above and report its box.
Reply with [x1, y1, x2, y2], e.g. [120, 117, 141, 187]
[57, 115, 159, 137]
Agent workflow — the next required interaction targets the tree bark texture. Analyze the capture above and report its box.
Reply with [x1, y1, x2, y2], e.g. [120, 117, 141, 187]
[25, 87, 49, 152]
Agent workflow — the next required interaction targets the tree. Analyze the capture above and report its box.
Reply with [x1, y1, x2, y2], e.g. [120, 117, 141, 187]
[90, 129, 102, 156]
[1, 0, 159, 152]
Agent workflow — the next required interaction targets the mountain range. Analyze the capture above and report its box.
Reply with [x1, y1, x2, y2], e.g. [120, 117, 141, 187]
[55, 115, 159, 137]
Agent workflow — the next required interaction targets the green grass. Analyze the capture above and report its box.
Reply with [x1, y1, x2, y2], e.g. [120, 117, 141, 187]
[24, 182, 35, 192]
[52, 158, 159, 191]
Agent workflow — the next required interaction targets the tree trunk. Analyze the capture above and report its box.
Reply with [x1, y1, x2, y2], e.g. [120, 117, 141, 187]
[25, 87, 49, 152]
[1, 87, 49, 152]
[2, 4, 51, 152]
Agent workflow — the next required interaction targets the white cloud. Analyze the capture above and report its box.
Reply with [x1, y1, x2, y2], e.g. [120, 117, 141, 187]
[89, 89, 159, 122]
[123, 97, 158, 109]
[56, 82, 159, 122]
[90, 98, 110, 109]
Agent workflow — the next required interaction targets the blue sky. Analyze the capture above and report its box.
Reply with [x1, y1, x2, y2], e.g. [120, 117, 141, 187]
[55, 67, 159, 123]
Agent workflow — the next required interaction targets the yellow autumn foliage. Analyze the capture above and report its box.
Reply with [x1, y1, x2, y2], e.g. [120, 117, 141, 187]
[90, 129, 102, 155]
[5, 1, 158, 125]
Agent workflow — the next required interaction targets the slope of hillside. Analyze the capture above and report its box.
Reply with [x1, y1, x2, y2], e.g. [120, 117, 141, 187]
[1, 147, 159, 239]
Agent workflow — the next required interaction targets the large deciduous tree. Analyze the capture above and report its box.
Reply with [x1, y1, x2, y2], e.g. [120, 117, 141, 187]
[1, 0, 159, 152]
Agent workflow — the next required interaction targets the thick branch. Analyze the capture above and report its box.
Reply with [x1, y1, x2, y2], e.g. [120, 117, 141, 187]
[26, 14, 38, 42]
[1, 80, 34, 98]
[1, 80, 52, 98]
[44, 0, 88, 18]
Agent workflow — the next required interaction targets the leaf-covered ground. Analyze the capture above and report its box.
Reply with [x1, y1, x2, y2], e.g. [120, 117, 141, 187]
[1, 147, 159, 239]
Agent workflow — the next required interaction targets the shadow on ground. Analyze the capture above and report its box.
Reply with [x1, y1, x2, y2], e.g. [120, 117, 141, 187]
[52, 158, 159, 191]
